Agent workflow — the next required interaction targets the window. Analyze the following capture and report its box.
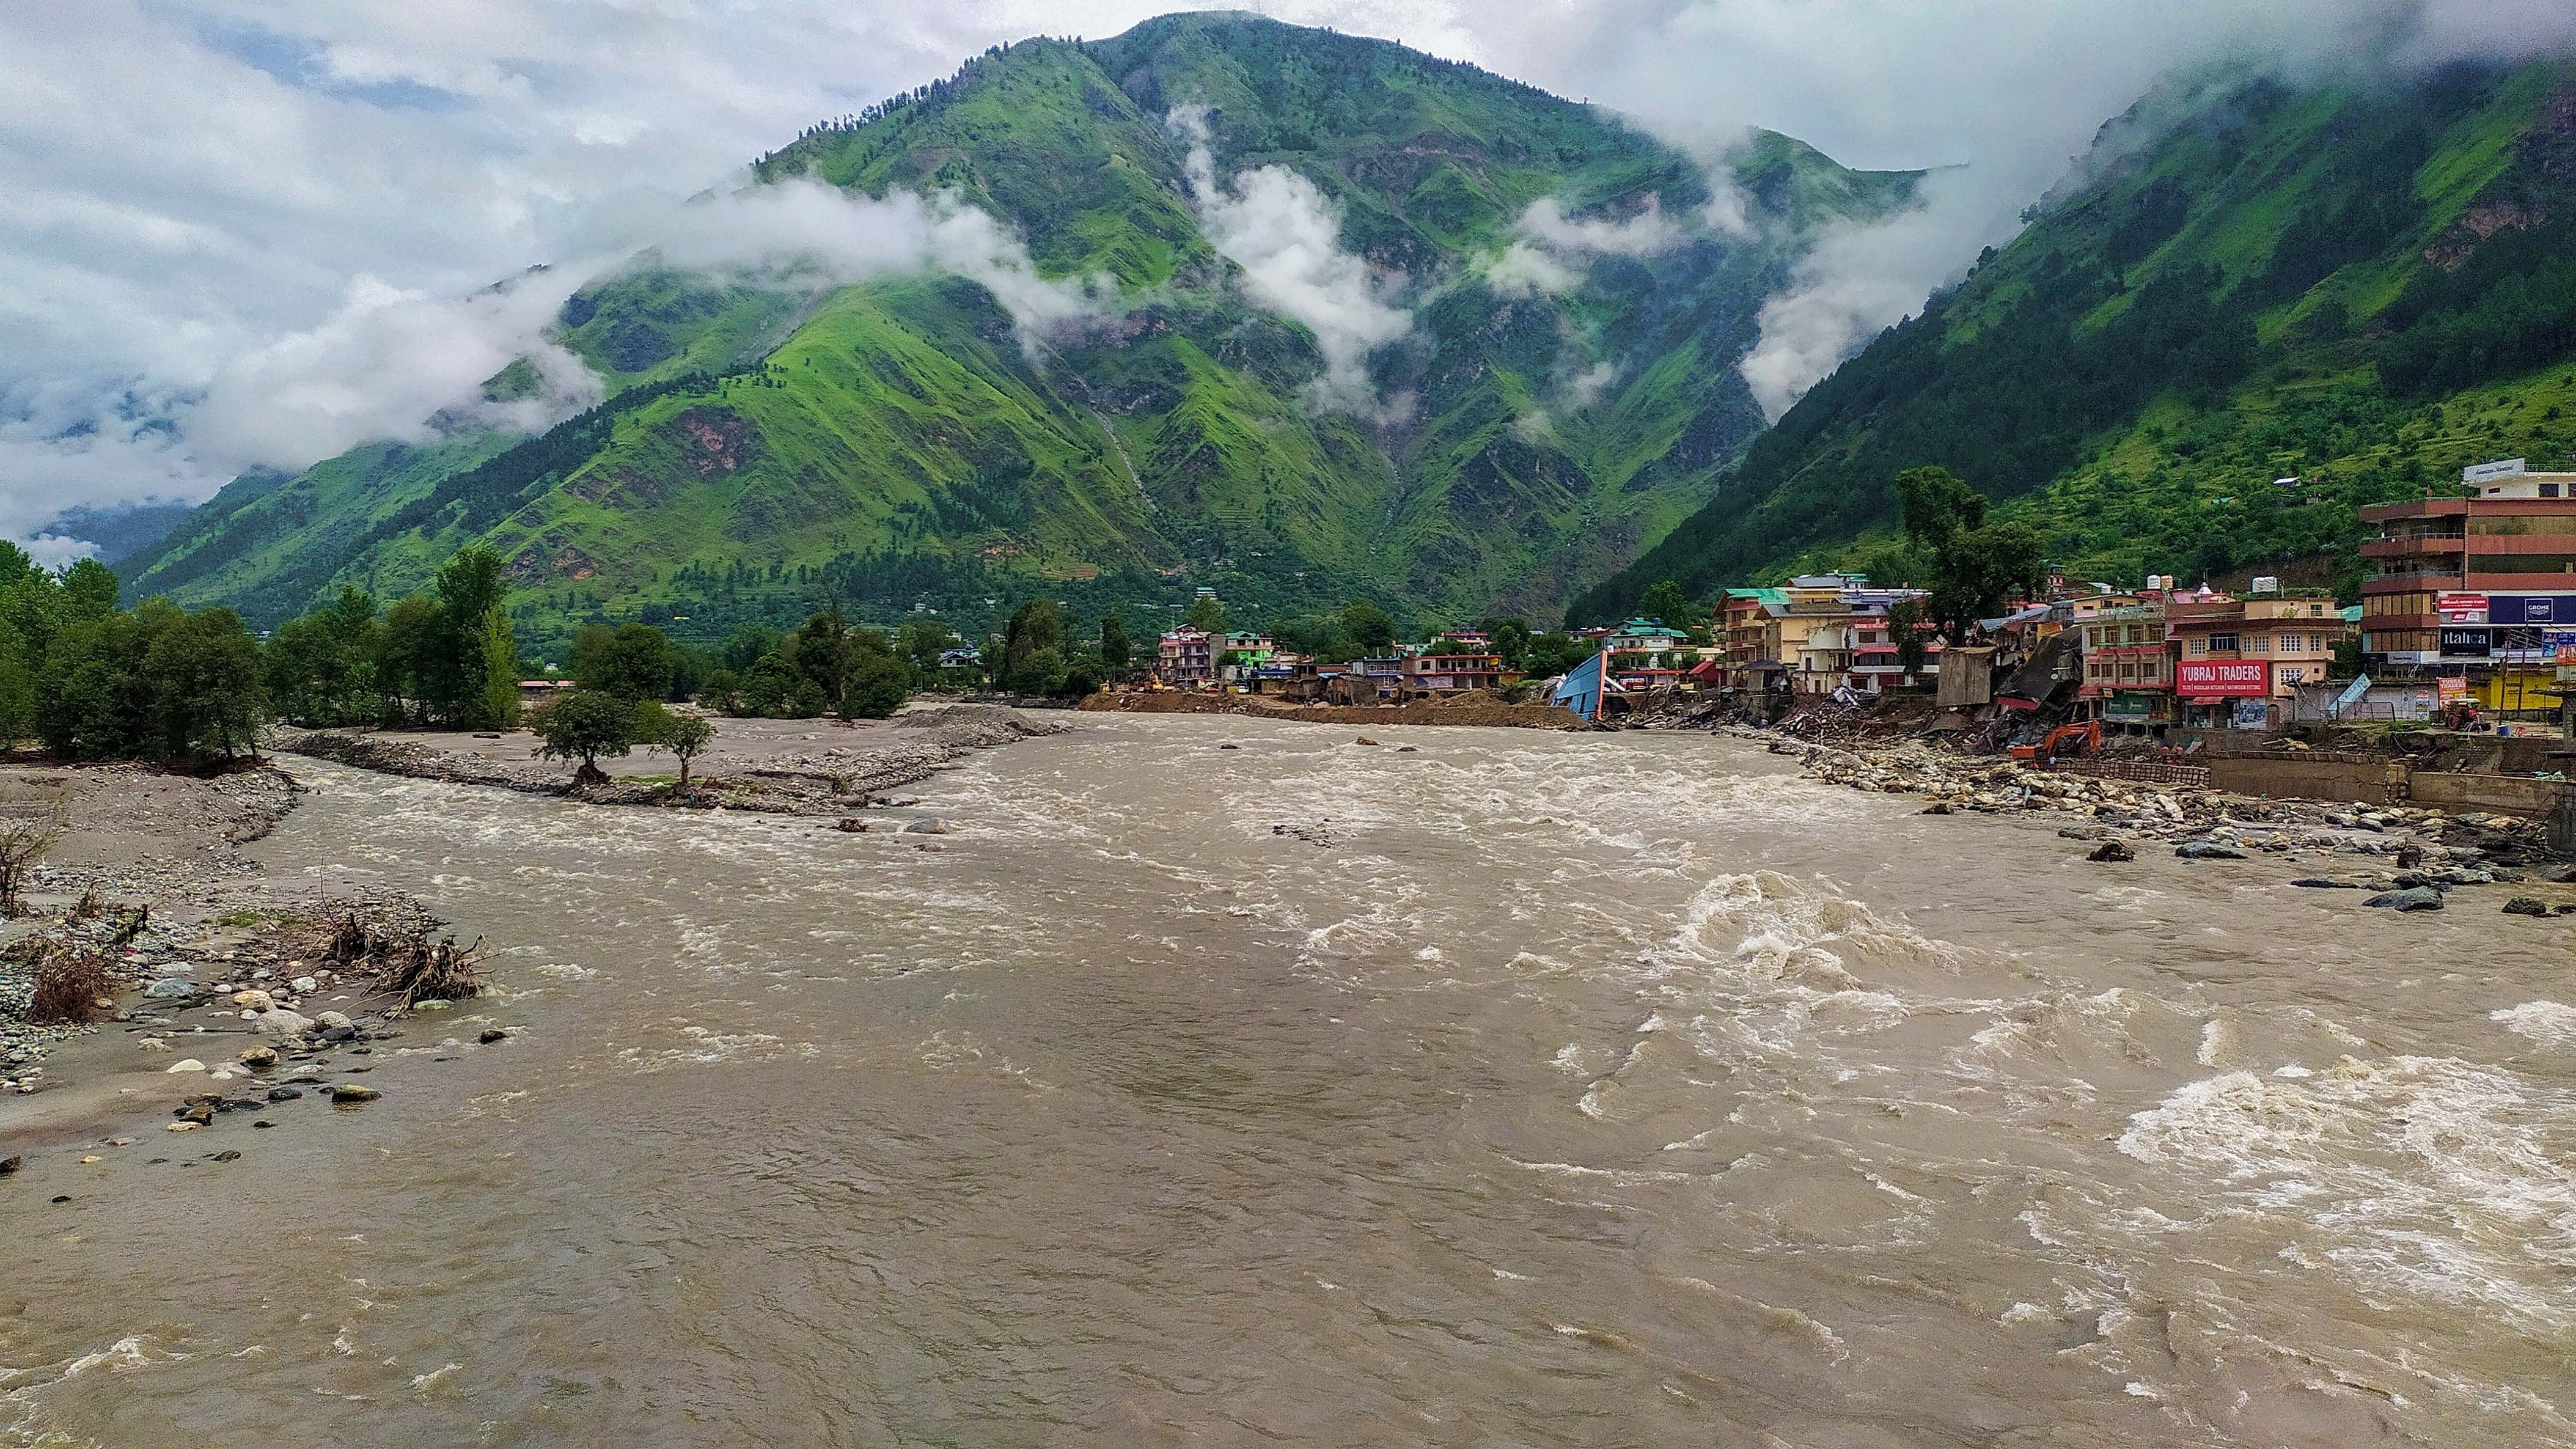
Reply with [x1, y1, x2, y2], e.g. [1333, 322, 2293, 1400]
[2245, 636, 2268, 654]
[2189, 637, 2207, 655]
[2209, 632, 2239, 652]
[2546, 484, 2563, 499]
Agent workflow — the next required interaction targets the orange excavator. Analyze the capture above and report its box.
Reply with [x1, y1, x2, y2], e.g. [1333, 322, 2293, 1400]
[2009, 719, 2101, 766]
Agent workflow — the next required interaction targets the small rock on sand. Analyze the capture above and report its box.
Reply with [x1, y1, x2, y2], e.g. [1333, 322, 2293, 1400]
[166, 1058, 207, 1074]
[330, 1084, 380, 1105]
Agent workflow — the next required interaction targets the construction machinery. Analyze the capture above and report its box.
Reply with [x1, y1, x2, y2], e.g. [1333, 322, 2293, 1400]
[2009, 719, 2101, 766]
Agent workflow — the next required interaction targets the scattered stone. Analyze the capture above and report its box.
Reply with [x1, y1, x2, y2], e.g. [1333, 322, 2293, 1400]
[900, 820, 949, 835]
[143, 977, 196, 999]
[1354, 736, 1380, 746]
[329, 1084, 380, 1105]
[249, 1008, 314, 1037]
[2087, 841, 2134, 862]
[2365, 887, 2446, 912]
[166, 1121, 197, 1132]
[253, 1120, 273, 1129]
[2502, 897, 2551, 918]
[210, 1150, 239, 1162]
[237, 1046, 278, 1072]
[1920, 802, 1951, 815]
[0, 1155, 18, 1176]
[1219, 743, 1241, 750]
[165, 1058, 207, 1074]
[412, 1000, 451, 1012]
[834, 818, 865, 832]
[2290, 878, 2365, 889]
[314, 1011, 354, 1032]
[291, 976, 318, 994]
[2174, 841, 2246, 860]
[266, 1085, 303, 1101]
[229, 988, 274, 1011]
[477, 1029, 507, 1044]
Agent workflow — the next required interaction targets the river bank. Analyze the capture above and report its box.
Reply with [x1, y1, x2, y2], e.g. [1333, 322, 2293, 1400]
[1080, 688, 1582, 728]
[0, 759, 497, 1155]
[279, 703, 1068, 815]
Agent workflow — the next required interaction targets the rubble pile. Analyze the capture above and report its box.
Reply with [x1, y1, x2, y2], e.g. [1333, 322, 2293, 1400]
[1781, 734, 2555, 882]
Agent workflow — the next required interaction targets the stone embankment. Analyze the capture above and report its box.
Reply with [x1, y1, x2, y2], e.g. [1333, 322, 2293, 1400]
[280, 705, 1068, 815]
[1777, 732, 2561, 914]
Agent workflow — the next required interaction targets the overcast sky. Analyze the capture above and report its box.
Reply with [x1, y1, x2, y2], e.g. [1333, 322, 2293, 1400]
[6, 0, 2573, 559]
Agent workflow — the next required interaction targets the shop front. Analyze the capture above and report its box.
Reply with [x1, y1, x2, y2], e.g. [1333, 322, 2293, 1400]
[2177, 659, 2273, 730]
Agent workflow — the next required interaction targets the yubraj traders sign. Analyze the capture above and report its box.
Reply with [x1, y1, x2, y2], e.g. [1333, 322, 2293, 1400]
[2177, 659, 2270, 697]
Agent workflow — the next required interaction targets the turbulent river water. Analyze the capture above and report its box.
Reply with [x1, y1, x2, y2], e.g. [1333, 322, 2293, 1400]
[6, 714, 2575, 1446]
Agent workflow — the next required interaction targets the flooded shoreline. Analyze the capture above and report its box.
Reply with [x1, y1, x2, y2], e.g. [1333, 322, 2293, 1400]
[4, 714, 2570, 1445]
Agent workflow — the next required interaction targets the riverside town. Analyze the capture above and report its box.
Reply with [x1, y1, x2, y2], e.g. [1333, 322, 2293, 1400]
[16, 9, 2576, 1445]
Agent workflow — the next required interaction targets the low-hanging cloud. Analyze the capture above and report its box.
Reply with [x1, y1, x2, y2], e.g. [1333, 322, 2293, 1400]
[1487, 195, 1689, 298]
[1170, 106, 1414, 416]
[16, 0, 2576, 557]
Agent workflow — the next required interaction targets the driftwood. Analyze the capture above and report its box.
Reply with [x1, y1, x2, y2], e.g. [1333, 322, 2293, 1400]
[318, 903, 483, 1007]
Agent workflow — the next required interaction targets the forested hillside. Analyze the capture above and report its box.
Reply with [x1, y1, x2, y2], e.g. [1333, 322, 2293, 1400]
[1578, 57, 2576, 619]
[120, 12, 1917, 655]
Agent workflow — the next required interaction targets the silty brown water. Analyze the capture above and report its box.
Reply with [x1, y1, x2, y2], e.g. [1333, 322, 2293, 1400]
[4, 714, 2572, 1445]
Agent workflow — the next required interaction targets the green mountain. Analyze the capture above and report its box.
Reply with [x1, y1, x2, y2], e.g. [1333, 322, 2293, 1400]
[123, 13, 1917, 654]
[1578, 56, 2576, 620]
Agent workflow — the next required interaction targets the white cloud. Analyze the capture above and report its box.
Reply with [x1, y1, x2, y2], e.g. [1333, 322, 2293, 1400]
[192, 271, 597, 474]
[1487, 195, 1689, 297]
[10, 0, 2576, 556]
[1170, 106, 1414, 416]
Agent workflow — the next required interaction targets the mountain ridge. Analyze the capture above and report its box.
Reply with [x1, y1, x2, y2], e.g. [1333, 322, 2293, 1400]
[118, 12, 1920, 655]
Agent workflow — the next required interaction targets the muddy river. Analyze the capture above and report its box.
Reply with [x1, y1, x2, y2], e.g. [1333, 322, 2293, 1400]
[4, 715, 2572, 1445]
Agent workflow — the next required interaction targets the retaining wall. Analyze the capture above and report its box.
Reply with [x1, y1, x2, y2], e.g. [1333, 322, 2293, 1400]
[2204, 756, 2407, 806]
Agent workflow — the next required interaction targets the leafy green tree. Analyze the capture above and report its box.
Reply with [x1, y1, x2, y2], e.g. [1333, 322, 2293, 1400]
[534, 688, 642, 786]
[1063, 651, 1106, 699]
[573, 622, 675, 702]
[37, 600, 177, 760]
[1002, 599, 1067, 695]
[433, 545, 519, 728]
[59, 559, 119, 625]
[1340, 601, 1395, 655]
[638, 703, 715, 786]
[842, 628, 909, 718]
[738, 651, 826, 717]
[145, 608, 267, 761]
[1888, 596, 1930, 677]
[1098, 613, 1132, 672]
[1183, 594, 1227, 633]
[267, 587, 383, 726]
[1522, 631, 1595, 679]
[896, 620, 961, 688]
[1637, 579, 1690, 629]
[377, 596, 445, 722]
[792, 604, 853, 710]
[1894, 466, 2045, 642]
[1479, 616, 1533, 671]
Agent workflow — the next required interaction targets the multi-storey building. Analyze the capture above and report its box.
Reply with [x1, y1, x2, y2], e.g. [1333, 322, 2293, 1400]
[2360, 461, 2576, 708]
[2167, 587, 2347, 729]
[2077, 601, 2173, 729]
[1157, 626, 1215, 687]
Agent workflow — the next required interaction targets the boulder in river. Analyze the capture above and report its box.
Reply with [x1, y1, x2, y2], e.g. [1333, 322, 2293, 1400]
[2501, 897, 2550, 918]
[2087, 841, 2134, 862]
[250, 1008, 315, 1037]
[2174, 841, 2247, 860]
[329, 1084, 380, 1105]
[2289, 878, 2364, 889]
[2365, 886, 2445, 912]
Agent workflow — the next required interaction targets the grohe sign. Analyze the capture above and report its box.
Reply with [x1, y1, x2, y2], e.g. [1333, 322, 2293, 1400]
[2177, 659, 2269, 696]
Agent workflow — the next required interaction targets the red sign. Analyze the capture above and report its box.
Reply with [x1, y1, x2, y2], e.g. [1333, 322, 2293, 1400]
[2437, 592, 2489, 623]
[2177, 659, 2270, 696]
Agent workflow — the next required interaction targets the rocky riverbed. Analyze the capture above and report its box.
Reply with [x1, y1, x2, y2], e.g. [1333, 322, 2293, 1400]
[0, 758, 488, 1132]
[1770, 730, 2564, 914]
